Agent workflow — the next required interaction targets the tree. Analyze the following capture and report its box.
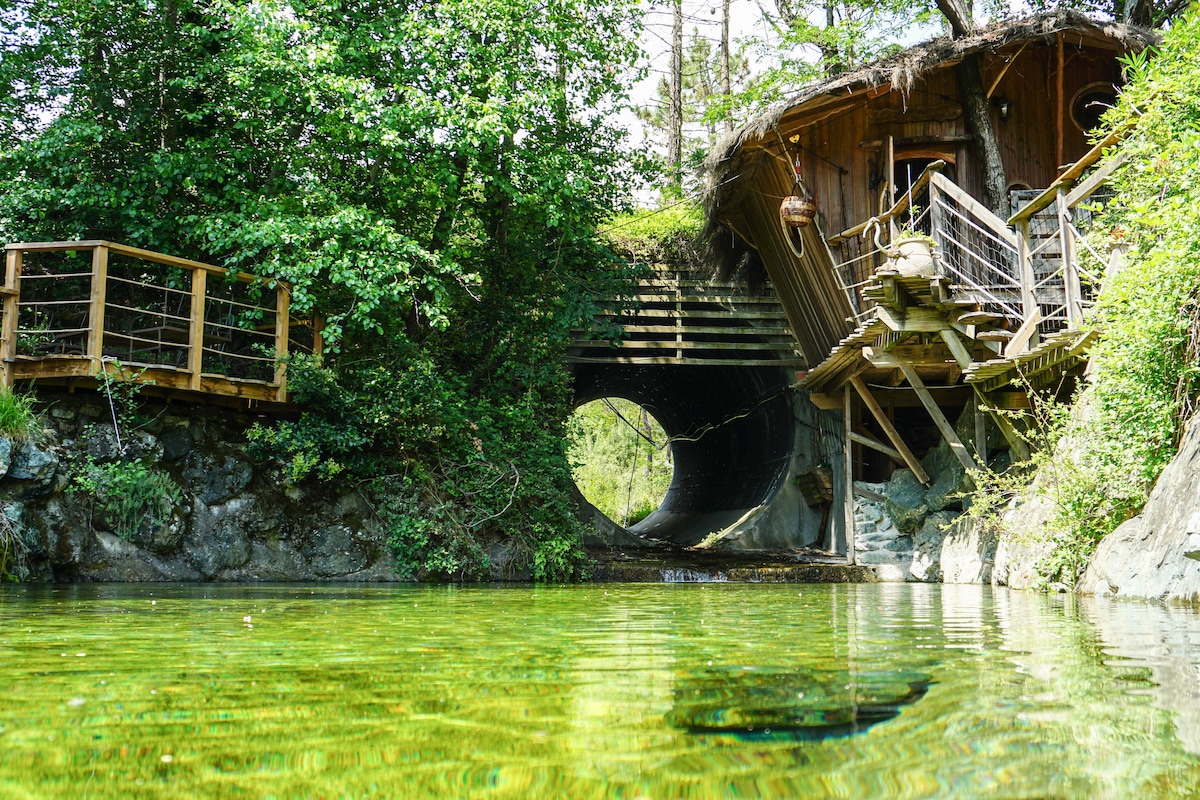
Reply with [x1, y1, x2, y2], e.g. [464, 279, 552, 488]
[0, 0, 645, 579]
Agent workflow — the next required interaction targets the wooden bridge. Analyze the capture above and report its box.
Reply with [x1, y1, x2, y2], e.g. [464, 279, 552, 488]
[1, 240, 319, 405]
[568, 267, 805, 370]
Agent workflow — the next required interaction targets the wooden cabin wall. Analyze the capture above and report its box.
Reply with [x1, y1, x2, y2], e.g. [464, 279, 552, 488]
[717, 37, 1127, 368]
[988, 40, 1123, 192]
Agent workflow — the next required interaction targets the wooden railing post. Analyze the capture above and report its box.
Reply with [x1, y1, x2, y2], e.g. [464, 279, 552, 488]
[1015, 219, 1038, 322]
[1056, 188, 1084, 327]
[274, 282, 290, 402]
[188, 267, 207, 390]
[843, 383, 856, 566]
[86, 245, 109, 374]
[1, 248, 23, 389]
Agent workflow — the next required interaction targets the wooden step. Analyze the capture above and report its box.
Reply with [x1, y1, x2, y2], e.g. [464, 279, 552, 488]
[975, 329, 1014, 342]
[957, 310, 1011, 327]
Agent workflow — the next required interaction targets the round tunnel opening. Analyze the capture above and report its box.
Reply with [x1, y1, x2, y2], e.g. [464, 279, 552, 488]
[570, 363, 796, 546]
[568, 398, 675, 529]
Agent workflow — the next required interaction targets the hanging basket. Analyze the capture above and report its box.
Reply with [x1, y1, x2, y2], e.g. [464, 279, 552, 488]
[780, 195, 818, 229]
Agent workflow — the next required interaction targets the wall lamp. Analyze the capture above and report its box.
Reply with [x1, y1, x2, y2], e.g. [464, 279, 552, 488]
[994, 96, 1012, 122]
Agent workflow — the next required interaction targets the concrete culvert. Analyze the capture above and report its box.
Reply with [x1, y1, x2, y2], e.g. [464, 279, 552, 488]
[570, 363, 796, 547]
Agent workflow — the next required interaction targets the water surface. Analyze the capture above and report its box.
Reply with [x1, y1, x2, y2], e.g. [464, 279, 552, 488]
[2, 583, 1200, 798]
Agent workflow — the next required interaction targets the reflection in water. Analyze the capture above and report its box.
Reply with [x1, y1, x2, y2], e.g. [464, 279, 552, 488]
[1, 583, 1200, 797]
[666, 665, 931, 740]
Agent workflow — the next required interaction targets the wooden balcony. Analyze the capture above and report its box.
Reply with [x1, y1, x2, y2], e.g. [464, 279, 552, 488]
[1, 241, 321, 406]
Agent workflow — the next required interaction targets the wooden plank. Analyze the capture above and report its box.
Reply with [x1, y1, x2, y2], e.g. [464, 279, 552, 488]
[1056, 32, 1065, 171]
[1015, 218, 1038, 319]
[570, 339, 802, 352]
[848, 430, 904, 465]
[86, 245, 109, 368]
[844, 384, 856, 565]
[876, 305, 949, 333]
[939, 329, 974, 370]
[1063, 152, 1127, 208]
[187, 267, 206, 391]
[806, 391, 842, 410]
[274, 283, 289, 401]
[975, 387, 1030, 462]
[849, 374, 930, 484]
[1004, 309, 1043, 358]
[607, 324, 796, 336]
[1, 249, 23, 388]
[565, 356, 808, 367]
[1056, 189, 1084, 327]
[878, 353, 979, 473]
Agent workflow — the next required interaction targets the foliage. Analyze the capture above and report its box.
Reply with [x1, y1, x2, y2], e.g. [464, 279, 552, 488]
[0, 507, 29, 581]
[601, 201, 705, 264]
[568, 398, 674, 527]
[73, 457, 181, 542]
[0, 389, 38, 441]
[0, 0, 644, 580]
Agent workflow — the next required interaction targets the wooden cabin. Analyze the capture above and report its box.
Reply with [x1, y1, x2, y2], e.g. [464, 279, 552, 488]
[703, 11, 1153, 559]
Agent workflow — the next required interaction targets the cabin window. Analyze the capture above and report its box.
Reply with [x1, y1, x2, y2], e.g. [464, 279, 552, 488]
[1071, 83, 1118, 132]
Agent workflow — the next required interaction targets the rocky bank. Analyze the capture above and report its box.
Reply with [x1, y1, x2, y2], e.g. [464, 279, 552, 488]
[0, 391, 413, 582]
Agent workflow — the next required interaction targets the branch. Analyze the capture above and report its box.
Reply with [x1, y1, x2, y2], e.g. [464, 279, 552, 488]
[935, 0, 972, 38]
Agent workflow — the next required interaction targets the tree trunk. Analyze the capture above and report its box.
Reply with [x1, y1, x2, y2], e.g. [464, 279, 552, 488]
[956, 55, 1007, 217]
[667, 0, 683, 188]
[936, 0, 1008, 217]
[720, 0, 732, 135]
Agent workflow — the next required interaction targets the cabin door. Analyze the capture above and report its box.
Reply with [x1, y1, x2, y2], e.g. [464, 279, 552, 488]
[891, 153, 956, 235]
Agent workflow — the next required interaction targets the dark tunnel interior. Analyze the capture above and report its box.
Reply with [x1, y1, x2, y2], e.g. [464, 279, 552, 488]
[571, 363, 796, 545]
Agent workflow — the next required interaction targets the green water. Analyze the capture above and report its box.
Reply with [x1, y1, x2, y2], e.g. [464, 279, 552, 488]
[2, 583, 1200, 799]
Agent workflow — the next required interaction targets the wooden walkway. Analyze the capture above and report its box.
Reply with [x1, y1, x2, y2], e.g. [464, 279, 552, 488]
[1, 241, 320, 405]
[568, 266, 805, 369]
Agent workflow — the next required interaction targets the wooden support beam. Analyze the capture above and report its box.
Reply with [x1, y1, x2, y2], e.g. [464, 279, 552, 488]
[849, 429, 904, 465]
[844, 384, 856, 565]
[849, 374, 931, 484]
[872, 352, 979, 473]
[86, 245, 109, 371]
[1, 249, 22, 389]
[1004, 309, 1043, 358]
[974, 387, 1030, 462]
[939, 328, 974, 370]
[1015, 219, 1039, 322]
[187, 268, 206, 391]
[876, 305, 947, 333]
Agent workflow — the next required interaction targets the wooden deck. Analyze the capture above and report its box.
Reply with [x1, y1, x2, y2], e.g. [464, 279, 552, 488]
[1, 241, 320, 405]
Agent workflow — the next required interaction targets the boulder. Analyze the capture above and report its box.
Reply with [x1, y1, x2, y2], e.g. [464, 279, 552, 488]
[1078, 414, 1200, 601]
[883, 468, 928, 534]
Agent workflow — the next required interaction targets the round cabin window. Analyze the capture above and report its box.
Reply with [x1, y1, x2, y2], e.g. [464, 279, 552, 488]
[1070, 83, 1118, 132]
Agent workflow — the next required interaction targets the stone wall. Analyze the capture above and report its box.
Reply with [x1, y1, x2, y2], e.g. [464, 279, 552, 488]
[2, 391, 408, 582]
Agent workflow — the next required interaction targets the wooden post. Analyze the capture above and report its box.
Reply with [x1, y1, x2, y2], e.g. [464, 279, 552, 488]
[1015, 218, 1038, 324]
[1056, 188, 1084, 327]
[86, 245, 109, 373]
[1056, 32, 1065, 170]
[849, 374, 930, 484]
[187, 267, 207, 390]
[891, 356, 979, 473]
[1, 248, 23, 389]
[843, 383, 856, 565]
[274, 282, 290, 402]
[974, 387, 1030, 462]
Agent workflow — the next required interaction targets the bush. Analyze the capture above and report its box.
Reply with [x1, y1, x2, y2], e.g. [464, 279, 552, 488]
[73, 458, 181, 541]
